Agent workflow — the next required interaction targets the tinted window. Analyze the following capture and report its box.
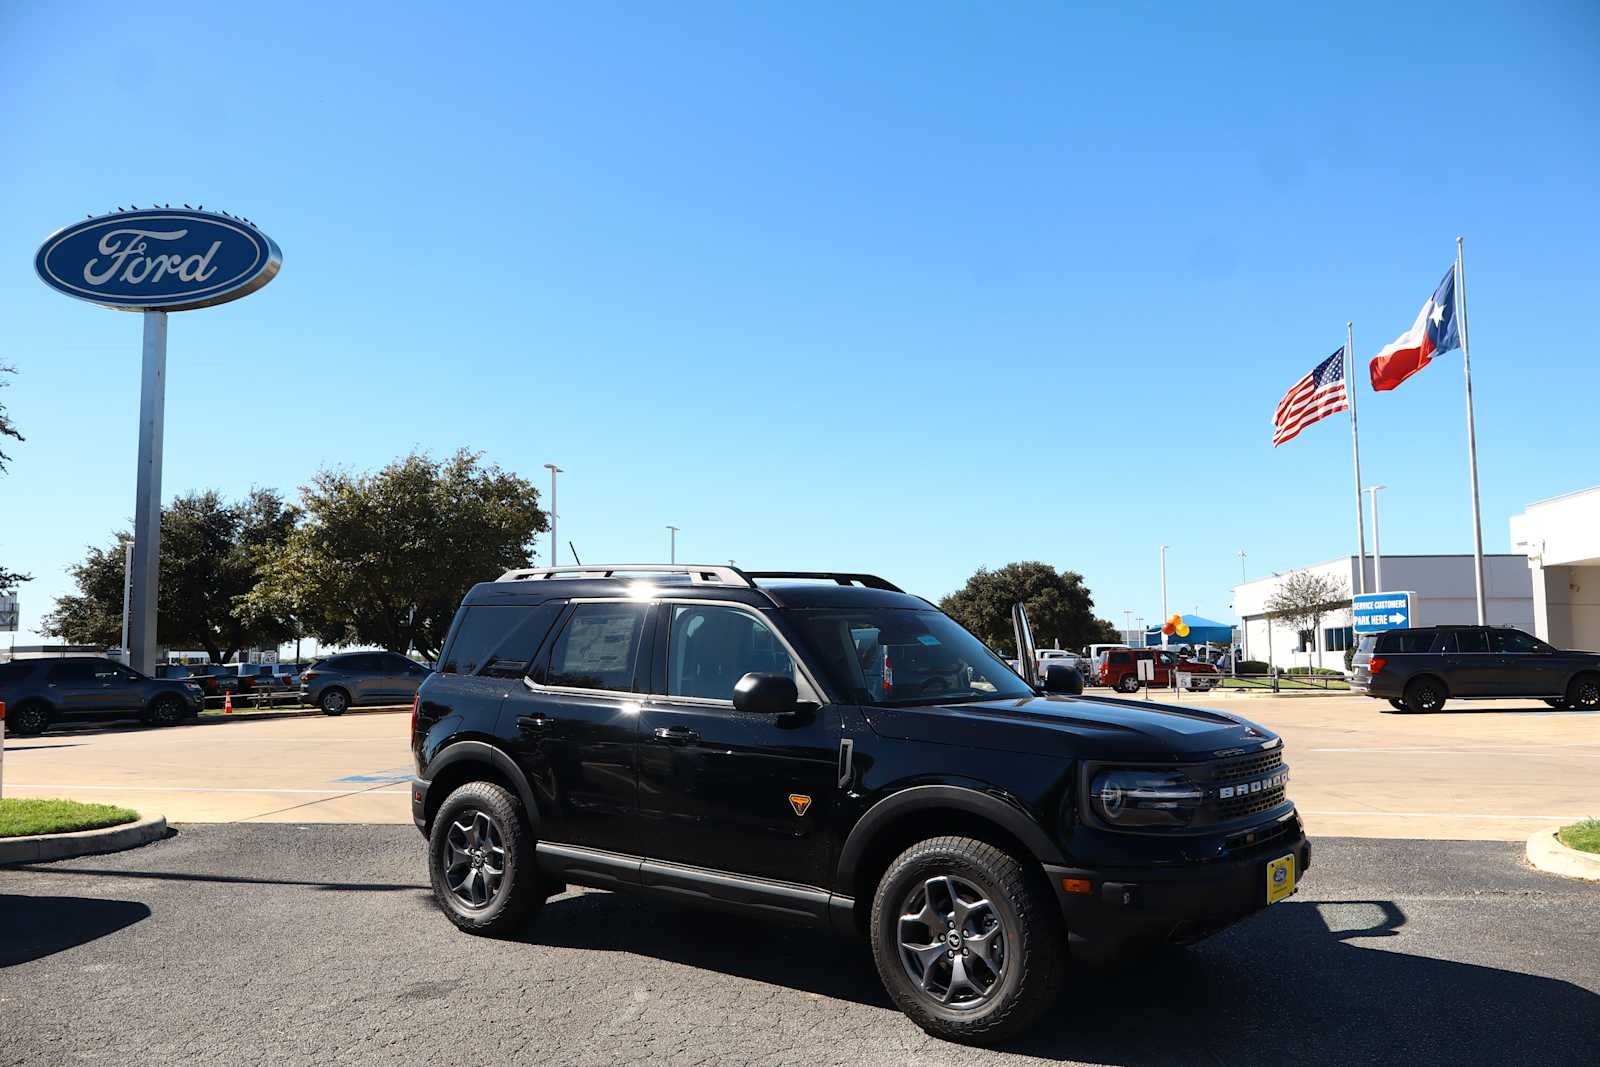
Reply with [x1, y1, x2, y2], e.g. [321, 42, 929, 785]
[48, 660, 102, 683]
[1453, 630, 1490, 653]
[338, 654, 382, 672]
[542, 603, 648, 691]
[440, 604, 561, 677]
[667, 605, 795, 701]
[1381, 630, 1440, 654]
[1491, 629, 1549, 655]
[0, 662, 34, 684]
[1356, 635, 1378, 655]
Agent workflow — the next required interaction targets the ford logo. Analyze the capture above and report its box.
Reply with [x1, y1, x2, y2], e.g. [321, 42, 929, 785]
[36, 209, 281, 312]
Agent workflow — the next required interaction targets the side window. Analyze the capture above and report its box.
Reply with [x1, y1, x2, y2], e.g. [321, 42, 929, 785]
[1491, 629, 1547, 655]
[48, 661, 97, 683]
[1454, 630, 1490, 653]
[542, 603, 648, 692]
[440, 604, 563, 677]
[0, 662, 31, 684]
[667, 605, 795, 702]
[1391, 631, 1438, 654]
[1434, 632, 1458, 654]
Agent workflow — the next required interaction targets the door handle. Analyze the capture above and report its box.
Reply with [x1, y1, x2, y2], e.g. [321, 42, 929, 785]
[652, 725, 700, 744]
[517, 714, 557, 732]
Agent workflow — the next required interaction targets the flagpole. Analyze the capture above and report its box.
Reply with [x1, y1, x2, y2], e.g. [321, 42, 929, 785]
[1346, 322, 1368, 594]
[1457, 236, 1487, 624]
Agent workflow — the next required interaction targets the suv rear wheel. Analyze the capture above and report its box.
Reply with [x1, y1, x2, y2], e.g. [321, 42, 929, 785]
[870, 836, 1063, 1045]
[1403, 677, 1447, 714]
[1116, 674, 1140, 694]
[428, 780, 544, 936]
[7, 701, 49, 737]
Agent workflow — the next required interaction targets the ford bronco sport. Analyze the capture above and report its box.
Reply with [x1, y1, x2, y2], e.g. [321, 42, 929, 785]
[411, 565, 1308, 1044]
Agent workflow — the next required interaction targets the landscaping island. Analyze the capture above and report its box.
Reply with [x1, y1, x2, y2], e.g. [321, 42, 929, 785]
[0, 798, 139, 839]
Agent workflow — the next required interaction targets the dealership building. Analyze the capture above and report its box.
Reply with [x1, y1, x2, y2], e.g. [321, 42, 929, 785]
[1510, 485, 1600, 651]
[1233, 554, 1534, 672]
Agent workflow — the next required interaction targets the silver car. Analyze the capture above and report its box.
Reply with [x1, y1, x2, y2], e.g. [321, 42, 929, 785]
[299, 651, 429, 715]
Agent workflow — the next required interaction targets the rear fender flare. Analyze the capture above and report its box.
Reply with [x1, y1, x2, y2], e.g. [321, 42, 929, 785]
[422, 739, 541, 835]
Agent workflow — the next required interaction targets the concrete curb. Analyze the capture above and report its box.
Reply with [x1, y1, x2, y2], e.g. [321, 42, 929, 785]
[1525, 827, 1600, 881]
[0, 814, 168, 866]
[197, 704, 411, 723]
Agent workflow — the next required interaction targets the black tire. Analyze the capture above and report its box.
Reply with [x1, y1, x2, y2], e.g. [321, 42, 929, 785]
[428, 780, 544, 936]
[1386, 698, 1408, 713]
[146, 695, 186, 727]
[1116, 675, 1140, 694]
[870, 836, 1064, 1045]
[7, 701, 50, 737]
[1566, 673, 1600, 711]
[1403, 677, 1447, 714]
[319, 688, 350, 716]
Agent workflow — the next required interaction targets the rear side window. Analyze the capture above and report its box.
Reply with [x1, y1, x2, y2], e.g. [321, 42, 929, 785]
[0, 661, 33, 684]
[439, 603, 562, 677]
[1453, 630, 1490, 653]
[48, 660, 99, 683]
[539, 602, 649, 692]
[1356, 635, 1378, 655]
[1380, 631, 1440, 654]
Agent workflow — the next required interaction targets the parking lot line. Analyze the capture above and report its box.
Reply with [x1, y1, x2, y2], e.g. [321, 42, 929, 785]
[1302, 809, 1590, 821]
[4, 782, 411, 795]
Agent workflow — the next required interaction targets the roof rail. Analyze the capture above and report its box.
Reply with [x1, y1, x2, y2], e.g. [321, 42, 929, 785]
[743, 571, 904, 593]
[495, 564, 754, 587]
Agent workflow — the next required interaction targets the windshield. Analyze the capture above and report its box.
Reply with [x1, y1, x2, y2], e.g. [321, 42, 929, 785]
[789, 607, 1034, 706]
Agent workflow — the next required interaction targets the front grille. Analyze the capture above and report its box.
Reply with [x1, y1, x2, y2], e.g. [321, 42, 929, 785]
[1207, 748, 1289, 823]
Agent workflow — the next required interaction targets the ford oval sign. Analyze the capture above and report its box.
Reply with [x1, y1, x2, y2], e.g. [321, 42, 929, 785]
[36, 209, 281, 312]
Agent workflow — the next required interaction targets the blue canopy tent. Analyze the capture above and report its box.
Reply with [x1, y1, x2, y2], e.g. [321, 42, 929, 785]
[1143, 615, 1234, 648]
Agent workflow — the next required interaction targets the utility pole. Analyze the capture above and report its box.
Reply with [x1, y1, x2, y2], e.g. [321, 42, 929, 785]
[667, 525, 679, 564]
[543, 464, 562, 567]
[1364, 485, 1387, 592]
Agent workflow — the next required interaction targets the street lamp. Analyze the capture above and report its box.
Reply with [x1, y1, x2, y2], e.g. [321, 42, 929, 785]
[1159, 545, 1169, 648]
[543, 464, 563, 567]
[667, 525, 680, 564]
[1237, 548, 1247, 584]
[1363, 485, 1387, 591]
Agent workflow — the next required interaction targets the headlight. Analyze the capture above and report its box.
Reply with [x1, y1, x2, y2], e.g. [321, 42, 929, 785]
[1090, 768, 1204, 829]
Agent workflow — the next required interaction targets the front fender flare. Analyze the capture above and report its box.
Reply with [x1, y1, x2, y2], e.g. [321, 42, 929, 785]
[422, 739, 540, 835]
[834, 784, 1065, 897]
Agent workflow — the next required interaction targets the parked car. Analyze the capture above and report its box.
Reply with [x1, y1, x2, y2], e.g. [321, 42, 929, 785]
[410, 564, 1306, 1044]
[1035, 648, 1088, 680]
[300, 651, 429, 715]
[0, 656, 204, 736]
[1351, 625, 1600, 712]
[185, 664, 243, 700]
[1097, 647, 1221, 693]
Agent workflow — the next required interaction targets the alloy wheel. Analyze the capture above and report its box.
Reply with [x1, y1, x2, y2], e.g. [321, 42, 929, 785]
[1574, 678, 1600, 709]
[444, 809, 508, 910]
[897, 874, 1009, 1009]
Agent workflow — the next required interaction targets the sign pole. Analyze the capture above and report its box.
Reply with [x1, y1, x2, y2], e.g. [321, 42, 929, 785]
[128, 310, 168, 675]
[1456, 237, 1487, 625]
[1346, 325, 1367, 594]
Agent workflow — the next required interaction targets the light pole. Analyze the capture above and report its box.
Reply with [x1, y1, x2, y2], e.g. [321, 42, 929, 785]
[1237, 548, 1247, 584]
[1363, 485, 1387, 591]
[543, 464, 563, 567]
[1159, 544, 1169, 648]
[667, 525, 679, 564]
[1123, 609, 1133, 640]
[119, 540, 134, 660]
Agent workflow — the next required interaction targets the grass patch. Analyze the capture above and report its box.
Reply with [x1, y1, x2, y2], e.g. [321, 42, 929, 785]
[0, 798, 139, 838]
[1217, 677, 1350, 691]
[1557, 818, 1600, 854]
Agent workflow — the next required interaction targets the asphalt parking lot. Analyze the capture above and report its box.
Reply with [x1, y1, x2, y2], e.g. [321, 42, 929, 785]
[4, 689, 1594, 838]
[2, 824, 1596, 1067]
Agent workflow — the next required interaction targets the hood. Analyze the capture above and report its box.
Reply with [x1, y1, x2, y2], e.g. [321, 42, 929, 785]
[861, 694, 1276, 762]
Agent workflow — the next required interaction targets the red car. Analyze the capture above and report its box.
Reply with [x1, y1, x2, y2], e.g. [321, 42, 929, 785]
[1097, 648, 1220, 693]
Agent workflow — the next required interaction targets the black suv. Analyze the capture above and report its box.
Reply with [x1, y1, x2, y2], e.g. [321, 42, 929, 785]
[411, 565, 1308, 1044]
[1351, 624, 1600, 713]
[0, 656, 204, 736]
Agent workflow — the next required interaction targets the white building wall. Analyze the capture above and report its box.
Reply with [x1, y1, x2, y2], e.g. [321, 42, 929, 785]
[1234, 554, 1532, 672]
[1511, 486, 1600, 650]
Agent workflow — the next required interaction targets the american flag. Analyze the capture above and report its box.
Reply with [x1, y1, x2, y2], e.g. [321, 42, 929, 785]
[1273, 347, 1348, 447]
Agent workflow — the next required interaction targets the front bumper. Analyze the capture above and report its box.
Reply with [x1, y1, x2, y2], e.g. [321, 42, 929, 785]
[1044, 821, 1310, 959]
[411, 777, 430, 835]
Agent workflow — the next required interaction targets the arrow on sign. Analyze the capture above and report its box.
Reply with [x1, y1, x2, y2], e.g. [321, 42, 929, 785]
[1389, 613, 1407, 624]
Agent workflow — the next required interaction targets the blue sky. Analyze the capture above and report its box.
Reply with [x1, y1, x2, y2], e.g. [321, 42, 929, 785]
[3, 2, 1598, 647]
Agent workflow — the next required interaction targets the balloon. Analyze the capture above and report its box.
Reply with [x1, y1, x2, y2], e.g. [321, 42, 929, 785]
[1161, 622, 1176, 636]
[1168, 613, 1183, 626]
[1176, 623, 1191, 638]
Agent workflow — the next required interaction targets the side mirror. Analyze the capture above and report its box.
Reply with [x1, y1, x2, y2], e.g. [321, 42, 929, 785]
[1043, 664, 1083, 695]
[732, 672, 799, 713]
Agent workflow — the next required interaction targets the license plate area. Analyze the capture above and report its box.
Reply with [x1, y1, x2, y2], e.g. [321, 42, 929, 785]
[1266, 852, 1296, 904]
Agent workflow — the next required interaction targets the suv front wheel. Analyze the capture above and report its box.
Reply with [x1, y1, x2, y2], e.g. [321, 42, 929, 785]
[428, 780, 544, 936]
[870, 836, 1063, 1045]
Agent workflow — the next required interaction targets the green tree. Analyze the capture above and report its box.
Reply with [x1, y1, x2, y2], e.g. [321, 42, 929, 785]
[940, 561, 1119, 654]
[1263, 571, 1350, 673]
[1, 362, 29, 591]
[248, 450, 546, 659]
[42, 489, 299, 662]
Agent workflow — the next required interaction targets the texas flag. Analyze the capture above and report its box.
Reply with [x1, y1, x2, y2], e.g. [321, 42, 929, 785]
[1370, 267, 1460, 391]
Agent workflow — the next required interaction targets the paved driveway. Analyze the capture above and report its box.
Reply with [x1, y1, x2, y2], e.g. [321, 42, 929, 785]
[1, 826, 1595, 1066]
[4, 692, 1594, 838]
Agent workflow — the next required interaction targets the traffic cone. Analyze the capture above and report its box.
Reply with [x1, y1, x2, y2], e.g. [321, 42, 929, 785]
[223, 692, 234, 715]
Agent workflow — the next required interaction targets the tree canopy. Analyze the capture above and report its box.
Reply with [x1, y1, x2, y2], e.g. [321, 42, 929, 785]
[42, 489, 299, 661]
[939, 561, 1120, 654]
[246, 450, 546, 659]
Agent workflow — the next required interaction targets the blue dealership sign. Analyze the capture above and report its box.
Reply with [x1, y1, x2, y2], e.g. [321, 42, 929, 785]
[36, 209, 281, 312]
[1352, 591, 1415, 635]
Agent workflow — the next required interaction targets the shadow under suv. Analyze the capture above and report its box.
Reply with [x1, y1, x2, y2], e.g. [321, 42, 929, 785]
[0, 656, 204, 736]
[410, 565, 1308, 1044]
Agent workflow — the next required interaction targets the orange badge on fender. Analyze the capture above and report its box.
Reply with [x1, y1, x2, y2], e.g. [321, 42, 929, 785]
[788, 794, 812, 816]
